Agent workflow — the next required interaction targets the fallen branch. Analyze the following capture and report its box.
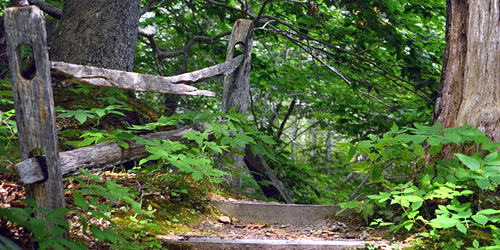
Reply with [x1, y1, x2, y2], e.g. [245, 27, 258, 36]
[28, 0, 62, 19]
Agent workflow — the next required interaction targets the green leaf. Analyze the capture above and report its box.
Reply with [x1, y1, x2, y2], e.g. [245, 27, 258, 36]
[455, 153, 480, 170]
[51, 243, 65, 250]
[455, 222, 467, 234]
[75, 111, 90, 124]
[413, 144, 425, 157]
[227, 120, 237, 131]
[412, 135, 427, 144]
[30, 218, 47, 238]
[192, 170, 203, 181]
[90, 225, 105, 241]
[484, 151, 499, 162]
[357, 140, 372, 149]
[370, 165, 383, 182]
[0, 234, 22, 250]
[471, 214, 488, 226]
[443, 132, 461, 144]
[103, 228, 118, 244]
[116, 139, 129, 149]
[475, 178, 491, 190]
[56, 238, 85, 250]
[404, 195, 423, 203]
[94, 108, 106, 117]
[49, 225, 67, 236]
[73, 192, 89, 210]
[477, 209, 500, 215]
[428, 145, 442, 156]
[346, 146, 356, 162]
[473, 239, 479, 249]
[411, 200, 423, 211]
[427, 136, 442, 146]
[404, 220, 413, 231]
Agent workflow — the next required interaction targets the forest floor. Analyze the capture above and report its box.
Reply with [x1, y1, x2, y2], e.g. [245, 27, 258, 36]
[158, 195, 413, 249]
[0, 169, 413, 249]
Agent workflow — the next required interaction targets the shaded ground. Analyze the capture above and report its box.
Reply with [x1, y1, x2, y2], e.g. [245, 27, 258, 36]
[157, 196, 412, 249]
[0, 170, 411, 249]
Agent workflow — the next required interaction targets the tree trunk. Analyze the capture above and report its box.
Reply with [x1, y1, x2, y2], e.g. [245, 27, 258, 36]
[50, 0, 140, 71]
[434, 0, 500, 151]
[325, 123, 333, 174]
[310, 118, 317, 164]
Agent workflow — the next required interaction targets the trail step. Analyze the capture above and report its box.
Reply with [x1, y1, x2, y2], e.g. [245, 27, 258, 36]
[164, 238, 367, 250]
[211, 201, 351, 227]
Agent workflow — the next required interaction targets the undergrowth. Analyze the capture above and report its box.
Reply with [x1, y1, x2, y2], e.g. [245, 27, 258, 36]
[341, 123, 500, 249]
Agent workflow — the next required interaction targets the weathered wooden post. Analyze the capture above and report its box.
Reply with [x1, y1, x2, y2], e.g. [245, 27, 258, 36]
[222, 19, 254, 191]
[4, 5, 66, 231]
[222, 19, 292, 203]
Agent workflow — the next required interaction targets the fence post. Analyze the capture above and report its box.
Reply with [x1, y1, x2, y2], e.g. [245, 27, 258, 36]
[4, 5, 66, 232]
[222, 19, 254, 190]
[222, 19, 293, 203]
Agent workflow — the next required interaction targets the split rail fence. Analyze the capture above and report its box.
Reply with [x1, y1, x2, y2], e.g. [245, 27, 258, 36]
[4, 5, 292, 236]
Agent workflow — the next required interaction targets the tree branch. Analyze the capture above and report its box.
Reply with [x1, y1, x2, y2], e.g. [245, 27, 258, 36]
[140, 0, 170, 16]
[139, 29, 231, 60]
[276, 96, 297, 140]
[277, 117, 324, 153]
[253, 0, 272, 24]
[158, 31, 231, 59]
[28, 0, 62, 19]
[206, 0, 431, 102]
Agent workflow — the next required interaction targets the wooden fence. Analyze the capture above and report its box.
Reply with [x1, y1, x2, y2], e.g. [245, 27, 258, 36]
[4, 5, 292, 237]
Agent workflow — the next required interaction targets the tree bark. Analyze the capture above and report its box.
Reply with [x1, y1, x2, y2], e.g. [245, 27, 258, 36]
[50, 0, 141, 71]
[434, 0, 500, 150]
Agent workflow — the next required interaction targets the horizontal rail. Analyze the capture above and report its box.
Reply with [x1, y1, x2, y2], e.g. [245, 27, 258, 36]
[50, 55, 244, 96]
[16, 127, 196, 184]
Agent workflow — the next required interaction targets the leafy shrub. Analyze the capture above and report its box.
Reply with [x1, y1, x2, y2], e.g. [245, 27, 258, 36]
[0, 170, 158, 250]
[342, 123, 500, 249]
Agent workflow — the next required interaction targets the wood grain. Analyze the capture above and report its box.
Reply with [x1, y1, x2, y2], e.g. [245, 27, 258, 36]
[50, 55, 244, 97]
[4, 5, 66, 233]
[16, 127, 195, 184]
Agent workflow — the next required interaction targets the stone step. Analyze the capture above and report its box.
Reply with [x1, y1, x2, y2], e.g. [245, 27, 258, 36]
[211, 201, 352, 227]
[164, 238, 367, 250]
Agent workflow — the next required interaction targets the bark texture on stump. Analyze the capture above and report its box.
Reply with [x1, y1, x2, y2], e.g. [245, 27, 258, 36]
[434, 0, 500, 143]
[50, 0, 140, 71]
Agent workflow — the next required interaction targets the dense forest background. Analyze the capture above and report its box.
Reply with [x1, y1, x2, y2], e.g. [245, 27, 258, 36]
[1, 0, 499, 249]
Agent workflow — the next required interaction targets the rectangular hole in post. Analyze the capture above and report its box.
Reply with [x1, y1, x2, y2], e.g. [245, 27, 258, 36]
[233, 43, 246, 58]
[17, 43, 36, 80]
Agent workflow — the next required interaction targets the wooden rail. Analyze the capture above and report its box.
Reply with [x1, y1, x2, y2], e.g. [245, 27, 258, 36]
[50, 55, 245, 97]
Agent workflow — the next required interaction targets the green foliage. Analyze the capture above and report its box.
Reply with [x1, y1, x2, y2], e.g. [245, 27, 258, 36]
[342, 123, 500, 249]
[0, 170, 158, 250]
[0, 200, 82, 250]
[69, 170, 156, 249]
[57, 104, 131, 125]
[76, 129, 135, 148]
[132, 110, 277, 189]
[0, 234, 22, 250]
[1, 0, 451, 247]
